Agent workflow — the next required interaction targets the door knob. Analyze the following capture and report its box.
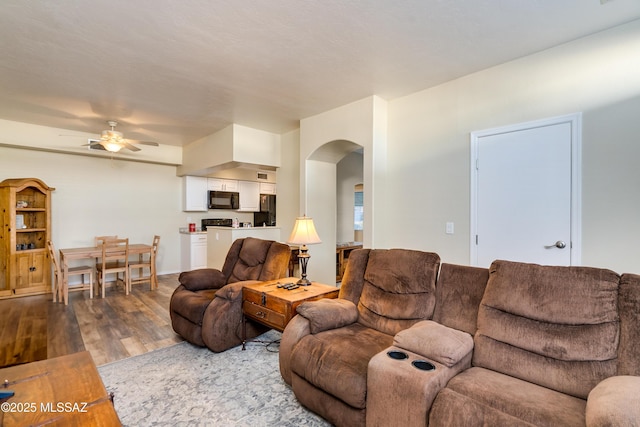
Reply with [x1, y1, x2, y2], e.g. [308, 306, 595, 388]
[544, 241, 566, 249]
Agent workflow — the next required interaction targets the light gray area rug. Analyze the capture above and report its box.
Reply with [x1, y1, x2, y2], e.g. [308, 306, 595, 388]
[98, 331, 331, 426]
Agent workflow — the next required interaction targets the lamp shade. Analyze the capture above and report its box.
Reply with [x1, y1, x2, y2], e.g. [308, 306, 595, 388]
[287, 216, 322, 245]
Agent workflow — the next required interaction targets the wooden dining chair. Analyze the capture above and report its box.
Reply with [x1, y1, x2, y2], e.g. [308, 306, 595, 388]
[94, 235, 118, 269]
[96, 238, 129, 298]
[95, 235, 118, 246]
[128, 235, 160, 293]
[47, 240, 94, 302]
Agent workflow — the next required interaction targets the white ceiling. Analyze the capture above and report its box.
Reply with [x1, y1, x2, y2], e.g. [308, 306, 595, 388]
[1, 0, 639, 147]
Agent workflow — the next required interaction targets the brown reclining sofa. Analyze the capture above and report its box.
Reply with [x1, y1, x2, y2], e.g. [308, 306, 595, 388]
[280, 249, 640, 426]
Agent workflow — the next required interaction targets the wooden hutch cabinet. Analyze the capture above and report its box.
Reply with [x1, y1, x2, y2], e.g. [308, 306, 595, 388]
[0, 178, 54, 299]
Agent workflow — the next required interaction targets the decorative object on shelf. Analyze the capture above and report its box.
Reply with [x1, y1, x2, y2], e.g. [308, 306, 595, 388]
[287, 216, 322, 286]
[15, 214, 25, 229]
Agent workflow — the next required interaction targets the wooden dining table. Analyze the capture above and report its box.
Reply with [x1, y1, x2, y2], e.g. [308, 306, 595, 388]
[58, 243, 152, 305]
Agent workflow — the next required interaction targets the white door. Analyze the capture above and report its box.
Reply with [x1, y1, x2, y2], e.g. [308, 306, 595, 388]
[470, 114, 581, 267]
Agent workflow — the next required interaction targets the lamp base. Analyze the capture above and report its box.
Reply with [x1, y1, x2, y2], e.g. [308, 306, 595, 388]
[296, 277, 312, 286]
[296, 248, 312, 286]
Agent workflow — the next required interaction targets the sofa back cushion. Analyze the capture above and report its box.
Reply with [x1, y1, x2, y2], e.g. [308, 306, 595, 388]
[225, 238, 290, 283]
[355, 249, 440, 336]
[473, 260, 620, 399]
[618, 273, 640, 376]
[432, 263, 489, 336]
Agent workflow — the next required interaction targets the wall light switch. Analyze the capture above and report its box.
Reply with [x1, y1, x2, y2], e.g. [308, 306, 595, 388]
[446, 222, 454, 234]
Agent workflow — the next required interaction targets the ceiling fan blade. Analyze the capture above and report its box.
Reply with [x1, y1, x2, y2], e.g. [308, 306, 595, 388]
[62, 133, 96, 138]
[122, 142, 141, 152]
[82, 141, 103, 147]
[66, 122, 154, 154]
[127, 139, 159, 146]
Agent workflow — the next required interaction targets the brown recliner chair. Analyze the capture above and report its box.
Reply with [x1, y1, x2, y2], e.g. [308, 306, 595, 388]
[170, 237, 290, 352]
[279, 248, 441, 427]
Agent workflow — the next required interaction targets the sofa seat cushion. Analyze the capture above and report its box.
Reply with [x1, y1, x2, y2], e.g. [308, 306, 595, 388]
[169, 287, 217, 324]
[430, 367, 586, 427]
[290, 323, 393, 409]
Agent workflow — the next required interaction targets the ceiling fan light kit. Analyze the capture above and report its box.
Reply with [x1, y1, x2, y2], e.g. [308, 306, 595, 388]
[84, 120, 159, 153]
[100, 132, 124, 152]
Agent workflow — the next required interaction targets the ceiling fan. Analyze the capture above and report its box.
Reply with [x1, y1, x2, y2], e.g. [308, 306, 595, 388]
[84, 120, 159, 153]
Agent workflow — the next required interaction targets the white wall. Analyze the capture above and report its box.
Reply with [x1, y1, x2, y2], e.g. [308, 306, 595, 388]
[0, 146, 186, 275]
[299, 19, 640, 277]
[337, 151, 363, 243]
[4, 18, 640, 285]
[277, 129, 301, 242]
[383, 19, 640, 273]
[0, 124, 302, 281]
[300, 96, 388, 286]
[581, 96, 640, 271]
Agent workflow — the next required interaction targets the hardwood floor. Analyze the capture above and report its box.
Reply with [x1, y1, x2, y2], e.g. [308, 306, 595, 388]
[0, 274, 184, 368]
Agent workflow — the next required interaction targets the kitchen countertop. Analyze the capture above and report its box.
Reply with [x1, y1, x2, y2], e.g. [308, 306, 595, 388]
[205, 226, 281, 230]
[179, 230, 208, 234]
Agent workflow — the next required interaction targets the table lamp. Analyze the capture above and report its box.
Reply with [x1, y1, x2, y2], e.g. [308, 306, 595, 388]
[287, 216, 322, 285]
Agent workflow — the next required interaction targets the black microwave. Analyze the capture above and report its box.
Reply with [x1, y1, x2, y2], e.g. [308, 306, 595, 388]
[208, 191, 239, 210]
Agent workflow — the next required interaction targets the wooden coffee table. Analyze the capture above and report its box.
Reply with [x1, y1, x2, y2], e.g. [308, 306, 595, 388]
[0, 351, 121, 426]
[242, 279, 339, 349]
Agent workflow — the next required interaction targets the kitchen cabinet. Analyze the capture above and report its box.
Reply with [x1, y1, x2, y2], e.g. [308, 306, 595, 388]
[180, 232, 208, 271]
[0, 178, 54, 299]
[259, 182, 277, 195]
[238, 180, 260, 212]
[183, 176, 208, 212]
[208, 178, 238, 192]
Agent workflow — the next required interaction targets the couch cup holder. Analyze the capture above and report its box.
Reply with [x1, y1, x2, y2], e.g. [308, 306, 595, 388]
[387, 350, 409, 360]
[412, 360, 435, 371]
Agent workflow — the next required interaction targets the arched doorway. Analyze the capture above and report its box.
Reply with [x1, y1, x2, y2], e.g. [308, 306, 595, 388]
[303, 140, 364, 285]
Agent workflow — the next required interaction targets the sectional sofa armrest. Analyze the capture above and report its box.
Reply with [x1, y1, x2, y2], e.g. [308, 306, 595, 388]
[280, 314, 311, 386]
[393, 320, 473, 367]
[213, 280, 260, 301]
[201, 280, 262, 352]
[179, 268, 227, 291]
[368, 321, 474, 426]
[586, 376, 640, 427]
[295, 298, 358, 334]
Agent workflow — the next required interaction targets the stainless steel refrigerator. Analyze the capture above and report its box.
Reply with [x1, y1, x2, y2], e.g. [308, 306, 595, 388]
[253, 194, 276, 226]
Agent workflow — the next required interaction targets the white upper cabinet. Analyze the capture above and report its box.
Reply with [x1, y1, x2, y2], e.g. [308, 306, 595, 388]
[259, 182, 277, 195]
[183, 176, 208, 212]
[238, 181, 260, 212]
[207, 178, 238, 192]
